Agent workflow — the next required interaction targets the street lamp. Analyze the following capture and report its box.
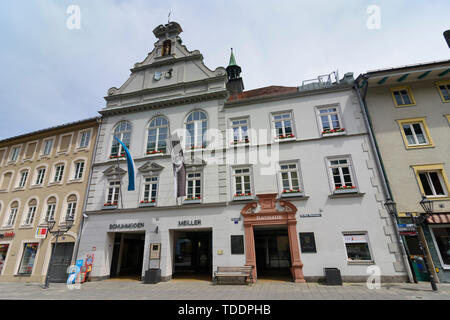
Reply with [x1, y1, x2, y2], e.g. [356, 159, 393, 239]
[410, 196, 438, 292]
[43, 216, 75, 289]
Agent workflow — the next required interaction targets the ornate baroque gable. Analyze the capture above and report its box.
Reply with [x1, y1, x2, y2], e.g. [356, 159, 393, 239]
[103, 165, 127, 179]
[138, 161, 164, 174]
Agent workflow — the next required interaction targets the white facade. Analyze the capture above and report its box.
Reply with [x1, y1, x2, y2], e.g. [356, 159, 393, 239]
[76, 22, 407, 282]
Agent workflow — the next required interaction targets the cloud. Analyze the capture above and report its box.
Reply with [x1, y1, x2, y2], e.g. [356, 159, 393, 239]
[0, 0, 449, 139]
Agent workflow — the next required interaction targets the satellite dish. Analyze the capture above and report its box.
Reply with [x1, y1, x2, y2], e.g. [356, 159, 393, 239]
[444, 30, 450, 48]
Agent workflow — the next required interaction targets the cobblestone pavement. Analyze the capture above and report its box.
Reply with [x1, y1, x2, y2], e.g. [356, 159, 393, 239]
[0, 279, 449, 300]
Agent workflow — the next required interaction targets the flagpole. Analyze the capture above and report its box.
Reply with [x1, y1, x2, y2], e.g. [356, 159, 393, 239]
[116, 147, 124, 209]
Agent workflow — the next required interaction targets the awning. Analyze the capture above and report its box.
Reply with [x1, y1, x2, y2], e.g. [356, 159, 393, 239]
[426, 213, 450, 224]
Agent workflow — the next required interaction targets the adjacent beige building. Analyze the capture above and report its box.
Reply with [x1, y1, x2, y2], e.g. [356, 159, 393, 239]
[0, 117, 99, 283]
[358, 60, 450, 283]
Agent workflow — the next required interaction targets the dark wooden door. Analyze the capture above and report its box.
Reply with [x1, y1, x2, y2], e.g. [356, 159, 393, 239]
[48, 243, 74, 283]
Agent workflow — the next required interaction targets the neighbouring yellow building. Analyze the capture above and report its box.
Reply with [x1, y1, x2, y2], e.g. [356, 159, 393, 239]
[0, 117, 99, 283]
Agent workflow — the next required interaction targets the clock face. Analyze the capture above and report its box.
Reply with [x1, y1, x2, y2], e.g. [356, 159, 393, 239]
[154, 71, 162, 81]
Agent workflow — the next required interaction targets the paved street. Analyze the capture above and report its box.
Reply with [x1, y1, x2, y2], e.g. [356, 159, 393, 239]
[0, 279, 449, 300]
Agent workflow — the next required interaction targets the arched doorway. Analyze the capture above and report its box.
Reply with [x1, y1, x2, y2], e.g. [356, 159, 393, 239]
[241, 194, 305, 283]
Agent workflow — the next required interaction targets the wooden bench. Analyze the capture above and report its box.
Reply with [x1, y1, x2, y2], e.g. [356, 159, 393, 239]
[214, 266, 253, 285]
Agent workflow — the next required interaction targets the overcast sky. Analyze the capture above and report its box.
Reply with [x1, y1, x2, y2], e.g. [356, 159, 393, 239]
[1, 0, 449, 139]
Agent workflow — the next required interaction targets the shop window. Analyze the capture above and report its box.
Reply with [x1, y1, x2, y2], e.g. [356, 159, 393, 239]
[231, 235, 244, 254]
[430, 226, 450, 268]
[343, 233, 372, 262]
[299, 233, 317, 253]
[18, 243, 39, 275]
[0, 244, 9, 274]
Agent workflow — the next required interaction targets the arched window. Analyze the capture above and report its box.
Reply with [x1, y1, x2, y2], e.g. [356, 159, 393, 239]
[110, 121, 131, 158]
[5, 201, 19, 228]
[185, 111, 207, 150]
[45, 197, 57, 222]
[23, 199, 37, 226]
[147, 117, 169, 155]
[65, 194, 77, 221]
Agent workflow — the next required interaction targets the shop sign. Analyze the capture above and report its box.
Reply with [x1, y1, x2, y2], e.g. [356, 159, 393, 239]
[256, 215, 282, 221]
[109, 222, 144, 230]
[0, 232, 15, 239]
[344, 235, 367, 243]
[178, 220, 201, 226]
[35, 227, 48, 239]
[299, 214, 322, 218]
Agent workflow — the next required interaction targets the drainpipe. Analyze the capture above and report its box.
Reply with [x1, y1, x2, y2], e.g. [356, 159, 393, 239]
[353, 80, 415, 283]
[72, 117, 103, 264]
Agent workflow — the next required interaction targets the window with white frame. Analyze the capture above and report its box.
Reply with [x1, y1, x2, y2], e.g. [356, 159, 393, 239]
[147, 117, 169, 155]
[317, 106, 344, 134]
[10, 146, 21, 162]
[5, 202, 19, 227]
[418, 171, 448, 197]
[233, 168, 252, 197]
[110, 121, 131, 158]
[105, 181, 120, 206]
[186, 172, 202, 200]
[343, 233, 372, 261]
[231, 118, 249, 144]
[280, 163, 301, 194]
[74, 161, 84, 180]
[272, 112, 294, 139]
[328, 158, 356, 191]
[79, 130, 91, 148]
[45, 197, 57, 222]
[42, 139, 53, 156]
[18, 170, 28, 188]
[35, 168, 46, 185]
[142, 176, 158, 204]
[23, 200, 37, 226]
[401, 122, 429, 146]
[65, 195, 77, 221]
[185, 111, 207, 150]
[53, 164, 65, 183]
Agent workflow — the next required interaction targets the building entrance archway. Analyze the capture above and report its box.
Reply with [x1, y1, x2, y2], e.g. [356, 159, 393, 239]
[241, 194, 305, 283]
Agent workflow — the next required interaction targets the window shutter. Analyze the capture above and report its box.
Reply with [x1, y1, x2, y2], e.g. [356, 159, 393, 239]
[1, 172, 12, 190]
[59, 135, 71, 152]
[0, 149, 5, 164]
[25, 142, 37, 159]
